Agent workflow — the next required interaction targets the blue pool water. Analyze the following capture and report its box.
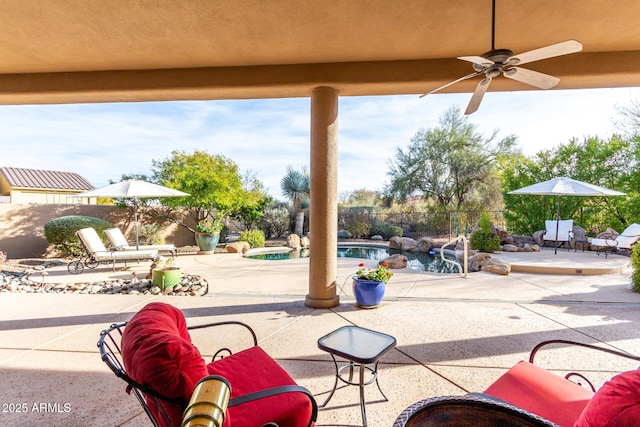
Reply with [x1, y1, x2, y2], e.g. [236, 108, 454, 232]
[245, 246, 460, 274]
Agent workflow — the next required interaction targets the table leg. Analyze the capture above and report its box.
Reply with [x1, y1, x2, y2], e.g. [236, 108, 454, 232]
[373, 361, 389, 401]
[321, 354, 339, 407]
[359, 363, 367, 427]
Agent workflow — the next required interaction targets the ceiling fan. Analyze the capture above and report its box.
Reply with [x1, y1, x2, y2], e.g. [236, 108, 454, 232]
[421, 0, 583, 115]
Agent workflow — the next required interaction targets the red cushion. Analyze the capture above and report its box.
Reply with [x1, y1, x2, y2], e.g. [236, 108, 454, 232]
[121, 302, 209, 427]
[208, 346, 313, 427]
[573, 369, 640, 427]
[484, 361, 593, 427]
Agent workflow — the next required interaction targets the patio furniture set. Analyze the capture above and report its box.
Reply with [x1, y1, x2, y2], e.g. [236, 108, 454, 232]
[98, 302, 640, 427]
[67, 227, 175, 274]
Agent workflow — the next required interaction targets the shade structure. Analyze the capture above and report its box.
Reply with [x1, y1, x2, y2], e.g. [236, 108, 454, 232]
[75, 179, 189, 249]
[508, 177, 625, 254]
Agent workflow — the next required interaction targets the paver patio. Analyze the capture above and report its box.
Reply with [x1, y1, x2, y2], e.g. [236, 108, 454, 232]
[0, 250, 638, 426]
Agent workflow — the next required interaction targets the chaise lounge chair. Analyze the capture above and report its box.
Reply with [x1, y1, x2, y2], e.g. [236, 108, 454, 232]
[98, 302, 317, 427]
[67, 227, 158, 274]
[590, 223, 640, 257]
[104, 227, 176, 257]
[543, 219, 573, 253]
[394, 339, 640, 427]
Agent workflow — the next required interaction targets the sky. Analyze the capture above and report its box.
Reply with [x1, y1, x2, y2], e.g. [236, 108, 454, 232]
[1, 86, 639, 200]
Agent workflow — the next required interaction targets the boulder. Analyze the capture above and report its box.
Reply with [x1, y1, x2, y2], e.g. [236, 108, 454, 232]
[300, 236, 310, 248]
[597, 227, 619, 240]
[286, 234, 301, 249]
[502, 244, 518, 252]
[389, 236, 418, 251]
[532, 230, 545, 246]
[416, 237, 435, 252]
[481, 258, 511, 275]
[389, 236, 402, 250]
[382, 254, 408, 269]
[468, 252, 492, 272]
[225, 241, 250, 254]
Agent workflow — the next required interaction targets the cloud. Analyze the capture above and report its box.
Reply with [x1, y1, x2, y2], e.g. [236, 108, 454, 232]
[1, 87, 638, 199]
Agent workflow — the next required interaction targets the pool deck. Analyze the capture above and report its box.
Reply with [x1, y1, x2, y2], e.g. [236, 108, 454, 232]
[0, 248, 638, 426]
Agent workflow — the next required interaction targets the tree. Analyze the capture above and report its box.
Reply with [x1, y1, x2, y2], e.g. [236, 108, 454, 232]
[280, 166, 310, 235]
[151, 150, 258, 233]
[231, 170, 271, 230]
[615, 97, 640, 138]
[387, 106, 517, 209]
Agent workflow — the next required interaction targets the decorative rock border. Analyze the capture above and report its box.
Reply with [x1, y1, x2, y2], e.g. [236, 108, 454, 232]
[0, 270, 208, 296]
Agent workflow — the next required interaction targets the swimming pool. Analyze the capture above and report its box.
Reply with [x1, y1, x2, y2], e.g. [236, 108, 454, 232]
[245, 245, 460, 273]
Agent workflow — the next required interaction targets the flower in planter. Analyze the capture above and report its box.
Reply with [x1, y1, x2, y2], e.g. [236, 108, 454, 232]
[355, 262, 393, 284]
[154, 256, 179, 271]
[196, 217, 224, 235]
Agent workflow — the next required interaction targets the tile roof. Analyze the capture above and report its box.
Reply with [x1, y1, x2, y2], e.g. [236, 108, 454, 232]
[0, 167, 94, 191]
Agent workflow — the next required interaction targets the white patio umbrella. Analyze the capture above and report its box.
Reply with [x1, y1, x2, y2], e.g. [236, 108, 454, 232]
[75, 179, 189, 249]
[508, 176, 625, 254]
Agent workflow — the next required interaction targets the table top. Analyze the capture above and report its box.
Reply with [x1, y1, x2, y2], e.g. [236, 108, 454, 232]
[317, 325, 396, 364]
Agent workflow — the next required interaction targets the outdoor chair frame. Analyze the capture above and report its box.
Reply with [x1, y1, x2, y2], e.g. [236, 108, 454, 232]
[590, 223, 640, 258]
[67, 227, 158, 274]
[104, 227, 177, 258]
[394, 339, 640, 426]
[98, 321, 318, 427]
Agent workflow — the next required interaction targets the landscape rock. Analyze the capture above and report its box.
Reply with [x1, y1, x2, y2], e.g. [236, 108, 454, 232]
[481, 258, 511, 275]
[416, 237, 435, 252]
[389, 237, 418, 251]
[286, 234, 301, 249]
[532, 230, 545, 246]
[226, 241, 251, 254]
[382, 254, 408, 269]
[468, 252, 492, 272]
[300, 236, 310, 248]
[502, 244, 519, 252]
[0, 270, 208, 296]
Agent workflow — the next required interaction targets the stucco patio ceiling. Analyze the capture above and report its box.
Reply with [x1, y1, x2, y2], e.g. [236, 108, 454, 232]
[1, 0, 639, 104]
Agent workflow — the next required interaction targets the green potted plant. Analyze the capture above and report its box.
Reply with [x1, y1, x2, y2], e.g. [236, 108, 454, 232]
[151, 257, 181, 291]
[195, 217, 224, 253]
[352, 262, 393, 308]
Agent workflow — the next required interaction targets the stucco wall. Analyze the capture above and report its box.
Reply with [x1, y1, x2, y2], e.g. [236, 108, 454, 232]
[0, 204, 194, 259]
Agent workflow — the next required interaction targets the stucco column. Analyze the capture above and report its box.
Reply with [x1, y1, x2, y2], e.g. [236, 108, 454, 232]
[305, 86, 340, 308]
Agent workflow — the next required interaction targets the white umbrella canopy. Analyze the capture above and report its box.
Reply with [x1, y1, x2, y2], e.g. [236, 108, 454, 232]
[508, 176, 625, 254]
[76, 179, 189, 249]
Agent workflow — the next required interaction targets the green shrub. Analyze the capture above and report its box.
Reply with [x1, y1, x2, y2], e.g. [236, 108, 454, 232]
[44, 215, 112, 255]
[478, 211, 493, 232]
[470, 230, 501, 252]
[345, 219, 371, 239]
[130, 223, 162, 245]
[239, 229, 265, 248]
[631, 244, 640, 292]
[368, 219, 387, 237]
[384, 225, 403, 239]
[260, 206, 290, 238]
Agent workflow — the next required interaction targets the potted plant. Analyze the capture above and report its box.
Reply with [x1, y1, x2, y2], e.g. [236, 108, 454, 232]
[195, 217, 224, 253]
[151, 257, 182, 291]
[352, 262, 393, 308]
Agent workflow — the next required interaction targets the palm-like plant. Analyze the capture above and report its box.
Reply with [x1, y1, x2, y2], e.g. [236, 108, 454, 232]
[280, 166, 310, 236]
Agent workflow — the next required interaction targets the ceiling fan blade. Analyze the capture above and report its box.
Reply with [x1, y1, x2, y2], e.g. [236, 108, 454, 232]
[458, 55, 495, 66]
[465, 77, 491, 115]
[508, 40, 583, 66]
[419, 72, 481, 98]
[504, 66, 560, 89]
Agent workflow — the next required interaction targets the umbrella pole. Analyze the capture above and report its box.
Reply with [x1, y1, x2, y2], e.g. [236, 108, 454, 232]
[554, 195, 561, 255]
[133, 199, 140, 250]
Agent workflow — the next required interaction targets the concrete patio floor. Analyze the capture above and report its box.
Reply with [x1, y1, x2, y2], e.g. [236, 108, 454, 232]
[1, 249, 639, 426]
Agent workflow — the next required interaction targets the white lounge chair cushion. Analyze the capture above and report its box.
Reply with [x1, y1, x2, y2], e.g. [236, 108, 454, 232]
[78, 228, 157, 260]
[591, 223, 640, 249]
[543, 220, 573, 242]
[105, 228, 175, 253]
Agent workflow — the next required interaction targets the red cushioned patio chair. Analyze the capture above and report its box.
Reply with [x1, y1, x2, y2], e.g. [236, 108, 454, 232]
[394, 340, 640, 427]
[98, 302, 317, 427]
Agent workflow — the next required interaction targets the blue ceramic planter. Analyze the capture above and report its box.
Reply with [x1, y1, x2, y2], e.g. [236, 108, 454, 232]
[195, 232, 220, 252]
[352, 277, 386, 308]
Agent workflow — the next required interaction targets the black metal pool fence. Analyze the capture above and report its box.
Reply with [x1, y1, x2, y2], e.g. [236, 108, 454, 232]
[337, 209, 506, 243]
